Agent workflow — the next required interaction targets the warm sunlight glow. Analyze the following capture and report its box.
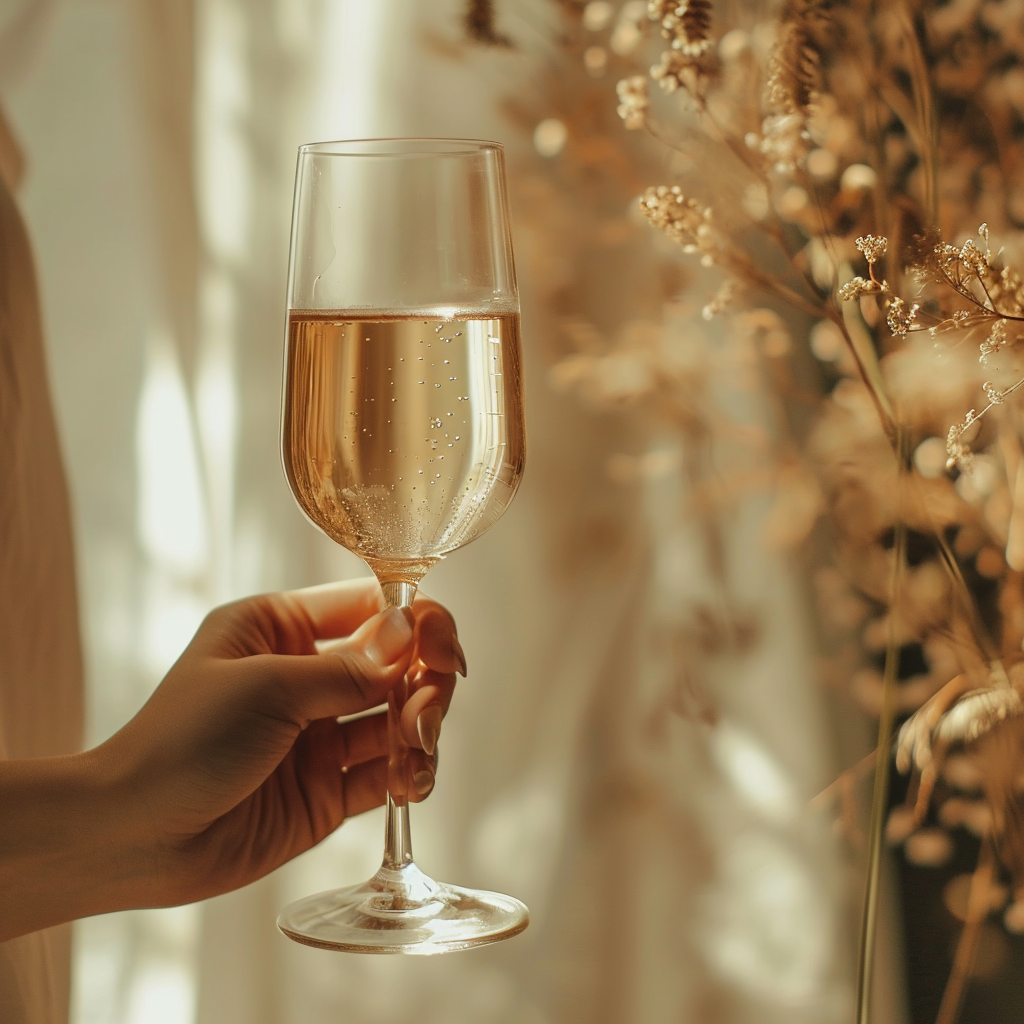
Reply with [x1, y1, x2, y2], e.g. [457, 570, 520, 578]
[136, 337, 209, 575]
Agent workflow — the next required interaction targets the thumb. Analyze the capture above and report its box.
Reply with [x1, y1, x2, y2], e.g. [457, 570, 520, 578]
[258, 606, 415, 726]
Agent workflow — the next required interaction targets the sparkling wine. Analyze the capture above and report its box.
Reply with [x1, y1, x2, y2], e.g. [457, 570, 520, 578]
[282, 311, 525, 580]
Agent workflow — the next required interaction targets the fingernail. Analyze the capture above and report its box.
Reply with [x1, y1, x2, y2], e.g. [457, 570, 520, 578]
[417, 703, 443, 756]
[452, 635, 468, 677]
[413, 769, 435, 796]
[365, 606, 414, 667]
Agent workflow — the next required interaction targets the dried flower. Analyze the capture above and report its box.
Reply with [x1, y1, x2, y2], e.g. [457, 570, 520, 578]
[649, 0, 712, 54]
[648, 0, 675, 25]
[980, 319, 1008, 363]
[983, 381, 1009, 405]
[701, 278, 738, 319]
[897, 671, 1024, 893]
[676, 0, 712, 54]
[934, 242, 963, 271]
[959, 239, 990, 276]
[933, 687, 1024, 747]
[838, 276, 882, 302]
[993, 266, 1024, 316]
[639, 185, 714, 260]
[855, 234, 888, 265]
[650, 48, 703, 94]
[886, 296, 920, 336]
[766, 0, 825, 117]
[946, 410, 978, 472]
[616, 76, 650, 129]
[758, 112, 808, 172]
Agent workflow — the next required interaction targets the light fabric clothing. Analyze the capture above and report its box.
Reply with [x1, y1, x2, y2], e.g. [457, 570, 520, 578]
[0, 115, 83, 1024]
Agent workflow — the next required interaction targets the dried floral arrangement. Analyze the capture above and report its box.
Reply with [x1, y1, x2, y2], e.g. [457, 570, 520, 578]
[467, 0, 1024, 1021]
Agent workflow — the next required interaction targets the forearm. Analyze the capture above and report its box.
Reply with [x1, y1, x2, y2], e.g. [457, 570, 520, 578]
[0, 750, 156, 940]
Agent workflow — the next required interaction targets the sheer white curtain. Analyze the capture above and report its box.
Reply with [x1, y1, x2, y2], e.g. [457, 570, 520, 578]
[3, 0, 878, 1021]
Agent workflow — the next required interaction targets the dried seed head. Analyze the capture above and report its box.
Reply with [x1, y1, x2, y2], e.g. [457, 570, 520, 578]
[639, 185, 714, 256]
[855, 234, 888, 265]
[616, 76, 650, 129]
[980, 320, 1008, 364]
[886, 296, 920, 336]
[767, 34, 820, 114]
[649, 0, 713, 53]
[677, 0, 712, 54]
[983, 381, 1009, 406]
[766, 0, 826, 117]
[701, 278, 739, 319]
[935, 688, 1024, 746]
[946, 411, 978, 472]
[759, 112, 809, 171]
[651, 49, 694, 92]
[838, 276, 882, 302]
[960, 239, 989, 275]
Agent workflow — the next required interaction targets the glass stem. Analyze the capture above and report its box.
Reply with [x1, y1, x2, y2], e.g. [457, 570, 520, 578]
[380, 579, 418, 871]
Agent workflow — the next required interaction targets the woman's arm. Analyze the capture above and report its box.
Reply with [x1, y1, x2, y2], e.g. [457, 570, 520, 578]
[0, 749, 143, 937]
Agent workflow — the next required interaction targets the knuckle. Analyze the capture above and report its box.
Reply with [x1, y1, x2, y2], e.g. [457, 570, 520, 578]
[199, 595, 269, 646]
[202, 592, 316, 656]
[197, 600, 236, 637]
[331, 651, 381, 704]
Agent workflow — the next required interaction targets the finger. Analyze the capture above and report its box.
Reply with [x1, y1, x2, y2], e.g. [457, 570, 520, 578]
[412, 604, 467, 676]
[336, 747, 438, 819]
[273, 721, 389, 836]
[408, 747, 437, 802]
[336, 756, 387, 820]
[261, 739, 437, 862]
[320, 605, 416, 670]
[302, 713, 390, 768]
[408, 668, 457, 714]
[400, 670, 456, 752]
[282, 578, 384, 640]
[255, 607, 415, 726]
[194, 581, 384, 660]
[274, 582, 461, 660]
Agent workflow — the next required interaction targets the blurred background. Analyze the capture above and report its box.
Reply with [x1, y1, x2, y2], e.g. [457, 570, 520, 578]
[2, 0, 877, 1021]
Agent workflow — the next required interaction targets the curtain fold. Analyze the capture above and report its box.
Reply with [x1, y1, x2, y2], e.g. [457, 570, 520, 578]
[127, 0, 198, 383]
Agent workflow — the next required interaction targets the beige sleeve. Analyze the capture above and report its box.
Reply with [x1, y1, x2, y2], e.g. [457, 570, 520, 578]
[0, 102, 84, 1024]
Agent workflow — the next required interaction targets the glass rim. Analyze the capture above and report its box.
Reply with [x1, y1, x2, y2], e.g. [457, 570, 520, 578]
[297, 137, 505, 157]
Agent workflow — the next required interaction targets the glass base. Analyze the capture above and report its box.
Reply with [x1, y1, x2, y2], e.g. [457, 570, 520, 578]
[277, 861, 529, 954]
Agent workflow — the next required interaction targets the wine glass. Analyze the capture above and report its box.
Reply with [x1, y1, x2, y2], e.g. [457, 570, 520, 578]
[276, 139, 528, 953]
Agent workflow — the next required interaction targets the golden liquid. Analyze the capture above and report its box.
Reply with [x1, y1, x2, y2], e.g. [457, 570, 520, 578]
[282, 311, 525, 580]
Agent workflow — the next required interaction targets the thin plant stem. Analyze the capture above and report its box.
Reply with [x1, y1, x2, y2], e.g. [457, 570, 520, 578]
[933, 841, 995, 1024]
[856, 440, 907, 1024]
[833, 306, 898, 444]
[896, 4, 937, 225]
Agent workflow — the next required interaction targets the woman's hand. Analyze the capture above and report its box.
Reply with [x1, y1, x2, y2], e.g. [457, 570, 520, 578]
[0, 579, 465, 939]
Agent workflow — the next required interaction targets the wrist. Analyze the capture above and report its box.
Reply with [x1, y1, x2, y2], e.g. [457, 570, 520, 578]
[0, 748, 162, 939]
